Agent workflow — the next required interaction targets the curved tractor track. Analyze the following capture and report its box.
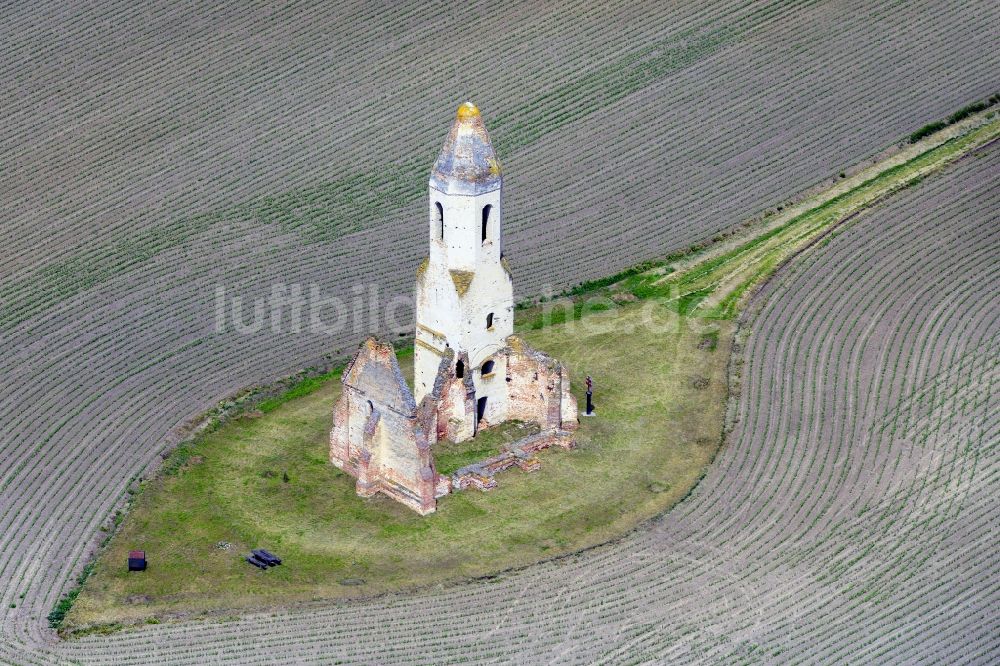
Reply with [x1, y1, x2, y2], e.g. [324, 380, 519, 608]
[1, 0, 998, 663]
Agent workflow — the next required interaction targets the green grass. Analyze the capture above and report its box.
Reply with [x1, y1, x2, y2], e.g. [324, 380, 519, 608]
[433, 421, 539, 475]
[256, 370, 341, 414]
[66, 106, 1000, 634]
[68, 303, 731, 630]
[909, 121, 948, 143]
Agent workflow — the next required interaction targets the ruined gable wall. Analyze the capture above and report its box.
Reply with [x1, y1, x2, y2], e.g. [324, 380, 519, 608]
[330, 338, 438, 514]
[439, 375, 475, 441]
[329, 389, 353, 471]
[433, 350, 476, 443]
[504, 336, 578, 432]
[366, 402, 428, 488]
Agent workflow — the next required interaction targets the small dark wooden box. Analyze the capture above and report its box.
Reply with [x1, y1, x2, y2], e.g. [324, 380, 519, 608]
[128, 550, 146, 571]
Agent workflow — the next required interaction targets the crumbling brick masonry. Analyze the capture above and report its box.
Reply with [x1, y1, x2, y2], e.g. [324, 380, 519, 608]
[329, 334, 577, 514]
[329, 102, 578, 514]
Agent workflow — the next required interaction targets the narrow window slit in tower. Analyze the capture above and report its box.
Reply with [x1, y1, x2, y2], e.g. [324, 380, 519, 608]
[436, 202, 444, 239]
[481, 205, 491, 244]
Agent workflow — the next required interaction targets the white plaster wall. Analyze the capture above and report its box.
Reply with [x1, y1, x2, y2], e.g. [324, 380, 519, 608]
[415, 183, 512, 421]
[427, 186, 503, 271]
[473, 353, 508, 425]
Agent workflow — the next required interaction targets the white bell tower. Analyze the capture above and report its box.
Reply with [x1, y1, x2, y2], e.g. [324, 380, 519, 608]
[414, 102, 513, 430]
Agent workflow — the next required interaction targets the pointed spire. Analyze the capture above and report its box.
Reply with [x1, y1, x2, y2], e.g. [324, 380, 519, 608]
[429, 102, 502, 196]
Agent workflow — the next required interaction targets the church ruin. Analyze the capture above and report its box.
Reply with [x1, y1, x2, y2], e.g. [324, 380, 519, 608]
[330, 102, 578, 514]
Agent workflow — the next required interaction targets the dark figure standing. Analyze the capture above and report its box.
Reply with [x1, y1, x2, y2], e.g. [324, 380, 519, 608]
[585, 375, 595, 416]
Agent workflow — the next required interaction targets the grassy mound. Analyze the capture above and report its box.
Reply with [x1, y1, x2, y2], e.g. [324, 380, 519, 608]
[68, 303, 730, 629]
[66, 110, 1000, 632]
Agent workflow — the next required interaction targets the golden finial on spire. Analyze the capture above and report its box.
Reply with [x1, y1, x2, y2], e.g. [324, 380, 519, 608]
[456, 102, 480, 120]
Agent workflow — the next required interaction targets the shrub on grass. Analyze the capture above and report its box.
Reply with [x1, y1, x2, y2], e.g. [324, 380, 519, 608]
[910, 95, 1000, 144]
[947, 101, 988, 124]
[909, 121, 947, 143]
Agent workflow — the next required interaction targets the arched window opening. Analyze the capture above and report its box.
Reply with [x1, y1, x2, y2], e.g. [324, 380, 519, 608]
[481, 205, 491, 244]
[486, 312, 494, 330]
[435, 202, 444, 239]
[455, 360, 464, 378]
[366, 400, 374, 415]
[481, 360, 495, 376]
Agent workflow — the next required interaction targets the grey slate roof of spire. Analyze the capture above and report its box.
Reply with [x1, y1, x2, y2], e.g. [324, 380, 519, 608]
[429, 102, 502, 196]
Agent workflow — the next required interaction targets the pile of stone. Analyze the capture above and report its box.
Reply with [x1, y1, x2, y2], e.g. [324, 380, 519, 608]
[452, 430, 575, 492]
